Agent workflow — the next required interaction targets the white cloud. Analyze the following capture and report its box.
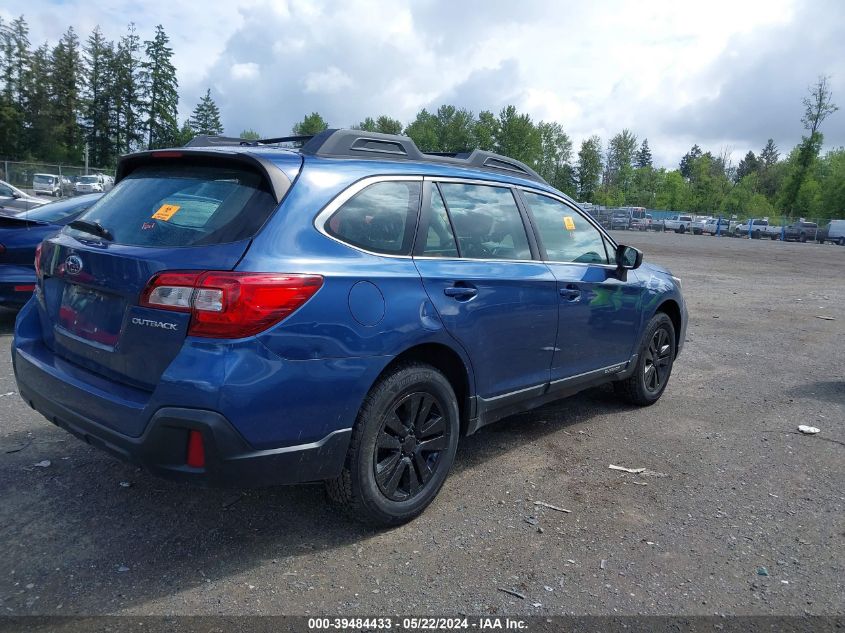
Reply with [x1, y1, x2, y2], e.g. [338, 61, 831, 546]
[230, 62, 259, 81]
[303, 66, 354, 94]
[6, 0, 843, 167]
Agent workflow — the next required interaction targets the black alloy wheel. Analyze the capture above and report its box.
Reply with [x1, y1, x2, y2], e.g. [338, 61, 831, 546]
[326, 363, 459, 526]
[374, 392, 451, 502]
[642, 327, 672, 395]
[614, 312, 676, 406]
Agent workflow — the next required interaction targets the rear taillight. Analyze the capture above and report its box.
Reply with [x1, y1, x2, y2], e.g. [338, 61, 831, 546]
[34, 244, 42, 278]
[0, 244, 5, 256]
[140, 271, 323, 338]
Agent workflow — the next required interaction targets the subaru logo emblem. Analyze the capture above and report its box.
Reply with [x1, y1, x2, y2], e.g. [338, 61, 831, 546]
[65, 255, 83, 276]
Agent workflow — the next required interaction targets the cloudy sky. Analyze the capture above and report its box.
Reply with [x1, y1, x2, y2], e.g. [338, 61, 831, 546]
[3, 0, 843, 167]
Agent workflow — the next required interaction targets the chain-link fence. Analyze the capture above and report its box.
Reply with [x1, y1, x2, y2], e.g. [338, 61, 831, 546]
[0, 160, 115, 193]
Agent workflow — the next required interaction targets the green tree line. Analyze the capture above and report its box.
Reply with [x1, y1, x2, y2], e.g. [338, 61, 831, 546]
[291, 77, 842, 220]
[0, 15, 223, 168]
[1, 14, 841, 219]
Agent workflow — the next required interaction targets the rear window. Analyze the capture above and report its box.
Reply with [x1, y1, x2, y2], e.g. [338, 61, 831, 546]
[325, 181, 421, 255]
[34, 175, 56, 184]
[68, 162, 278, 247]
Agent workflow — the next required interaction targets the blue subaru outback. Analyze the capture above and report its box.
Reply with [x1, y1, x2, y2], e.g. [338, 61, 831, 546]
[12, 129, 687, 525]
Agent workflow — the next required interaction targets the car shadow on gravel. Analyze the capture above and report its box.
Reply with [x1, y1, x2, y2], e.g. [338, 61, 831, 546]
[452, 385, 630, 473]
[786, 380, 845, 405]
[0, 385, 634, 613]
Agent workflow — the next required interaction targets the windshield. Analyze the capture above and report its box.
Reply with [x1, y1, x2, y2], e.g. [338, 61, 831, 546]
[25, 195, 102, 223]
[33, 175, 56, 184]
[78, 176, 99, 184]
[68, 162, 278, 247]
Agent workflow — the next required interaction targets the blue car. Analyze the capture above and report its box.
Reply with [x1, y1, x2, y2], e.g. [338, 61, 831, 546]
[12, 130, 687, 525]
[0, 194, 103, 308]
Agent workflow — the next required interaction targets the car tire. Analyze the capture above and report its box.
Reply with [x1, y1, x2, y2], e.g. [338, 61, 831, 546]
[614, 312, 676, 406]
[839, 237, 845, 246]
[326, 362, 459, 527]
[753, 230, 761, 239]
[799, 233, 807, 243]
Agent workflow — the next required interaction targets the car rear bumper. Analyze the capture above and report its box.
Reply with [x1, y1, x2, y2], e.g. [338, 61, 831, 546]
[14, 346, 351, 486]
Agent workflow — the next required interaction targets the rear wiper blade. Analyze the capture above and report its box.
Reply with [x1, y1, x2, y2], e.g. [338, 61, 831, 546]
[69, 219, 113, 241]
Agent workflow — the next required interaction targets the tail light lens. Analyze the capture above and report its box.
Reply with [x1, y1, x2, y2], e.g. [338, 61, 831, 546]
[34, 243, 42, 278]
[140, 271, 323, 338]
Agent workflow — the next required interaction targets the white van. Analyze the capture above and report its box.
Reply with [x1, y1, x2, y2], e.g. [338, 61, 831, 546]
[818, 219, 845, 245]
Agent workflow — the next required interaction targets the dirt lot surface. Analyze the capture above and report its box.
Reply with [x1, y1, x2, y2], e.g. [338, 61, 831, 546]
[0, 232, 842, 617]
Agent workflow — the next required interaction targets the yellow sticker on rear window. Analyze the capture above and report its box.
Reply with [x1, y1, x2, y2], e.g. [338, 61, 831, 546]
[563, 216, 576, 231]
[152, 204, 180, 221]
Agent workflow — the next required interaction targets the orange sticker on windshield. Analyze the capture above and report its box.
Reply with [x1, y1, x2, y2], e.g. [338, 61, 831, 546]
[152, 204, 180, 221]
[563, 216, 576, 230]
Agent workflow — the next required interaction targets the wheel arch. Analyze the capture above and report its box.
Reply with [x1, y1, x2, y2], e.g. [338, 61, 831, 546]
[655, 299, 682, 356]
[375, 342, 475, 436]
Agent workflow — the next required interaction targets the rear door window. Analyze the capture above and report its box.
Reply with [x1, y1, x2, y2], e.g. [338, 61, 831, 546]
[420, 187, 459, 258]
[325, 180, 421, 255]
[437, 183, 531, 260]
[68, 162, 278, 247]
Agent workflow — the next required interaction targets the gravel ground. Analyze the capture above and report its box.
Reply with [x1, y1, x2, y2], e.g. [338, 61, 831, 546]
[0, 231, 842, 617]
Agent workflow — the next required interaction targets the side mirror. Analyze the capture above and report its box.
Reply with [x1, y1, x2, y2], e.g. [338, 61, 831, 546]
[616, 244, 643, 270]
[12, 192, 21, 199]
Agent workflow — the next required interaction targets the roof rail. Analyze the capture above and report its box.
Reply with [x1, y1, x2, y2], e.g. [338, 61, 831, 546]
[301, 129, 546, 184]
[186, 129, 547, 184]
[185, 134, 314, 148]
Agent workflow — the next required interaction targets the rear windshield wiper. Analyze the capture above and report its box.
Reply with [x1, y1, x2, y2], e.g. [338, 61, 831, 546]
[69, 219, 113, 241]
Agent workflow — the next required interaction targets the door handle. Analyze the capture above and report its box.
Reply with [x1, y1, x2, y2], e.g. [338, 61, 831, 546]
[559, 284, 581, 301]
[444, 285, 478, 299]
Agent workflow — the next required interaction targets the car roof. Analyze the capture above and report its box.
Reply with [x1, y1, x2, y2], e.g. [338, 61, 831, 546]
[121, 137, 574, 205]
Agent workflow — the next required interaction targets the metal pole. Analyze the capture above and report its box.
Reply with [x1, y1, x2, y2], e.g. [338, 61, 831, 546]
[84, 144, 89, 175]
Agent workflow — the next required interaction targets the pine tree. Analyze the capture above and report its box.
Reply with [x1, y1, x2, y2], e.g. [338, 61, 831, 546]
[83, 27, 116, 167]
[759, 139, 779, 167]
[189, 89, 224, 136]
[142, 25, 178, 148]
[21, 43, 51, 160]
[6, 16, 29, 109]
[239, 128, 260, 140]
[0, 16, 30, 158]
[635, 139, 653, 168]
[112, 23, 144, 154]
[735, 151, 760, 182]
[679, 144, 702, 179]
[49, 27, 83, 163]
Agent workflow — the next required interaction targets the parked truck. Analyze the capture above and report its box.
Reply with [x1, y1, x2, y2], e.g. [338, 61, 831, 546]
[783, 220, 819, 242]
[733, 218, 781, 240]
[662, 214, 694, 233]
